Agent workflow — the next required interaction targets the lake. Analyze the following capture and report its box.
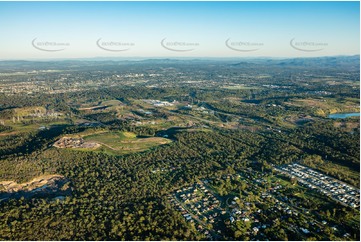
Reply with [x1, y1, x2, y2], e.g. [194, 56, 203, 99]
[328, 112, 360, 119]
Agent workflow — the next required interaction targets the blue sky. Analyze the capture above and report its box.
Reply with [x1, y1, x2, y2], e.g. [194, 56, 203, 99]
[0, 1, 359, 59]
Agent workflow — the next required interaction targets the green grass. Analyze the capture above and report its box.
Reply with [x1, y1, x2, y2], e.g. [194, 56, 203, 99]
[100, 99, 123, 106]
[82, 131, 171, 155]
[2, 120, 69, 135]
[84, 131, 128, 143]
[287, 97, 360, 117]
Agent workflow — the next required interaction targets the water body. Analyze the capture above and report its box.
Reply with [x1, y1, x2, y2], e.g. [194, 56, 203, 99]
[328, 113, 360, 119]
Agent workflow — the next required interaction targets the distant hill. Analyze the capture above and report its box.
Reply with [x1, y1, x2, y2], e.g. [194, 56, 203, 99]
[274, 55, 360, 68]
[0, 55, 359, 71]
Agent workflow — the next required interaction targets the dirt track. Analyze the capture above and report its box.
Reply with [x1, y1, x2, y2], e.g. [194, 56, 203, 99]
[0, 131, 18, 137]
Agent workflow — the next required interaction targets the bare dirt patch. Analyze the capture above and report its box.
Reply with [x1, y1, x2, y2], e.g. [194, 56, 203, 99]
[0, 174, 71, 202]
[53, 137, 101, 149]
[0, 131, 18, 137]
[0, 174, 64, 192]
[122, 137, 169, 144]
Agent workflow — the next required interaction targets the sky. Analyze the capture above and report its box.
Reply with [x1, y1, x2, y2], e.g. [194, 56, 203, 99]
[0, 1, 359, 59]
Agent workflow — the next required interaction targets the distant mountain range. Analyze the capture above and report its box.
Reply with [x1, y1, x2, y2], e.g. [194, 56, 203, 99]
[0, 55, 359, 71]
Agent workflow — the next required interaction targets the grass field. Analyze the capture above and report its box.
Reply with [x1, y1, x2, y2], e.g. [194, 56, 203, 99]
[82, 131, 172, 155]
[0, 120, 69, 137]
[286, 98, 360, 116]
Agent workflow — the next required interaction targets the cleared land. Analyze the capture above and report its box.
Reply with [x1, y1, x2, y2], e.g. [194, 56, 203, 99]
[285, 98, 360, 116]
[0, 174, 71, 203]
[0, 174, 66, 193]
[54, 130, 172, 155]
[53, 137, 101, 149]
[83, 131, 171, 154]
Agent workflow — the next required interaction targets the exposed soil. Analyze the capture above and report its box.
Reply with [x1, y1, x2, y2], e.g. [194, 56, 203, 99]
[53, 136, 101, 149]
[0, 131, 18, 137]
[0, 174, 71, 202]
